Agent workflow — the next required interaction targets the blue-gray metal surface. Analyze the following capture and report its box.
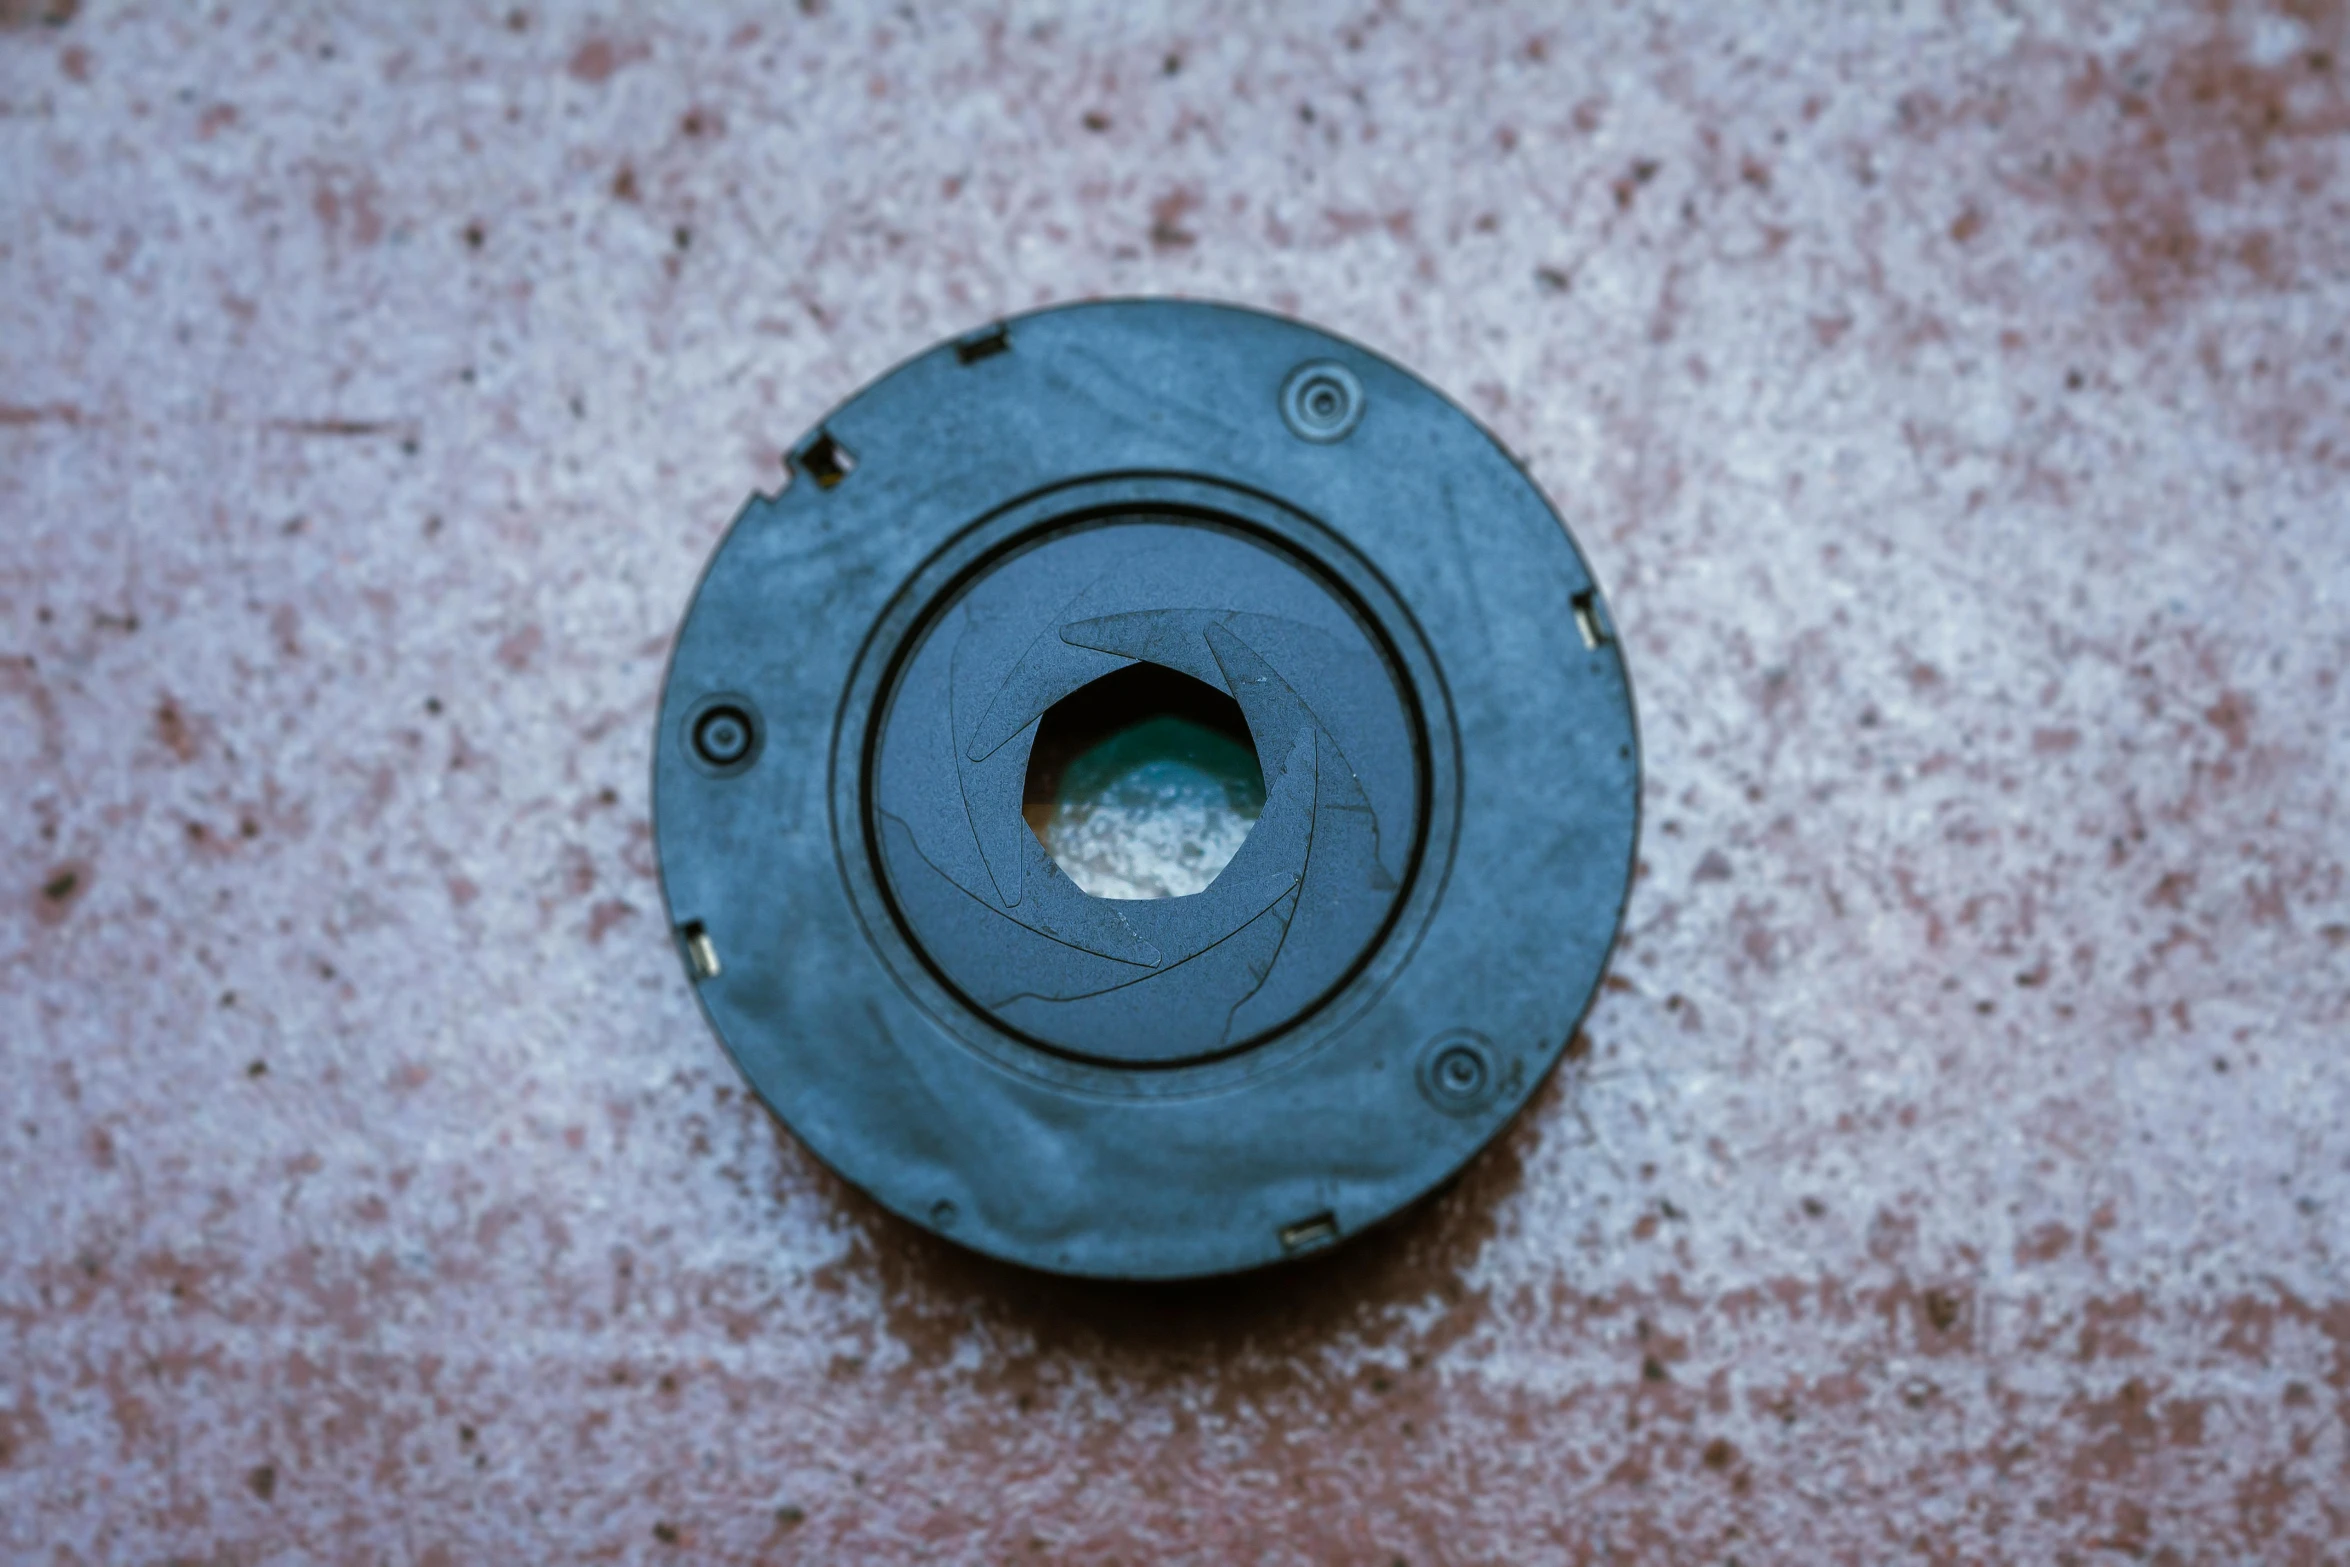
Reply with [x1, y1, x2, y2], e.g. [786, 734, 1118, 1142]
[653, 300, 1639, 1278]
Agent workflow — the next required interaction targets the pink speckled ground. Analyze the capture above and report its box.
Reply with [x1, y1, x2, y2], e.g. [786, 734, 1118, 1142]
[4, 2, 2347, 1562]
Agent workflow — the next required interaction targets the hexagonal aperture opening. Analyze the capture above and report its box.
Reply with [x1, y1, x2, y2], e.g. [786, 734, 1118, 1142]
[1022, 663, 1266, 900]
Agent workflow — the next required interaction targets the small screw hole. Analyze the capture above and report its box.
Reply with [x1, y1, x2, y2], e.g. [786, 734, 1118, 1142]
[1280, 360, 1365, 442]
[1418, 1032, 1498, 1114]
[692, 706, 753, 767]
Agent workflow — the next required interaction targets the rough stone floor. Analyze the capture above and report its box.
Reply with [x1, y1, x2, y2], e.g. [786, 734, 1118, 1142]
[3, 2, 2345, 1562]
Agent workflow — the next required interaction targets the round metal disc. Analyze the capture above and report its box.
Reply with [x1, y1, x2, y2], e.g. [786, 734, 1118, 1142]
[654, 300, 1639, 1280]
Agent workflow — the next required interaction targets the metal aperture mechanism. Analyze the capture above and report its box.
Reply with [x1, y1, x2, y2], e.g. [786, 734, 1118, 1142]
[654, 300, 1639, 1280]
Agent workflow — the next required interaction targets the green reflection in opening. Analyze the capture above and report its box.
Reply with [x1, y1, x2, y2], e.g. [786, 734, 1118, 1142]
[1023, 666, 1266, 901]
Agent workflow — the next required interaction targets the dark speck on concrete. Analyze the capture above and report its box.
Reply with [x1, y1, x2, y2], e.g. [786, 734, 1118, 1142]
[1612, 158, 1661, 208]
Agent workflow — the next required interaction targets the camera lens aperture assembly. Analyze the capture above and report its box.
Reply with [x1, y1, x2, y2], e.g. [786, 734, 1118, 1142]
[654, 300, 1638, 1280]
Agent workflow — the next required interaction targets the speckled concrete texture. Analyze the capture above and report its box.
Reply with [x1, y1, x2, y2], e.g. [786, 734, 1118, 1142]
[4, 1, 2347, 1561]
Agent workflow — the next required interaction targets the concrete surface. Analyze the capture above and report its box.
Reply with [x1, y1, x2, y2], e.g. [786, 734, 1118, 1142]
[4, 1, 2347, 1561]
